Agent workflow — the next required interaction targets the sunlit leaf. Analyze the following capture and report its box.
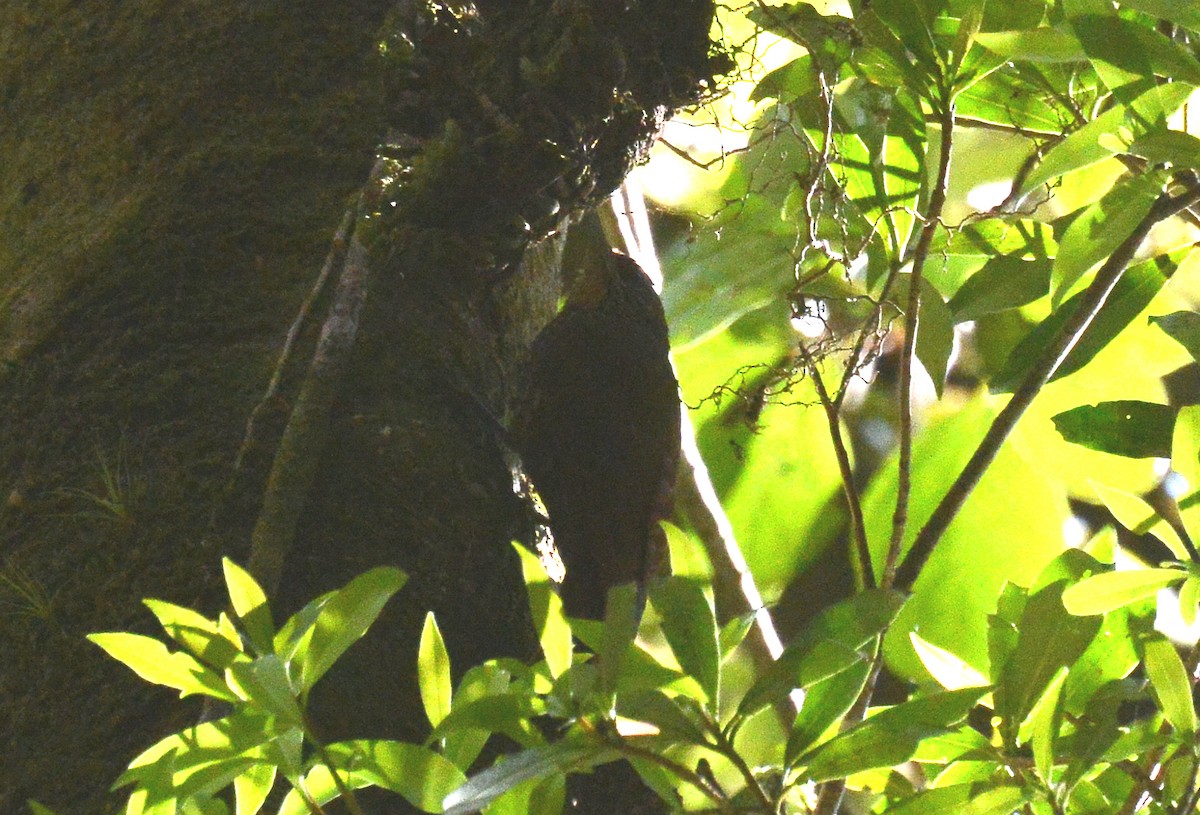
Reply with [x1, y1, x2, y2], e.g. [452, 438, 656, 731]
[222, 558, 273, 656]
[297, 566, 406, 691]
[512, 543, 572, 680]
[142, 599, 243, 673]
[975, 27, 1085, 63]
[1021, 80, 1194, 192]
[1141, 634, 1197, 736]
[442, 744, 615, 815]
[649, 577, 720, 706]
[1029, 666, 1067, 782]
[1062, 568, 1185, 615]
[225, 654, 302, 727]
[443, 663, 513, 771]
[1180, 575, 1200, 626]
[994, 577, 1101, 746]
[1172, 406, 1200, 546]
[419, 613, 453, 729]
[617, 689, 709, 746]
[910, 632, 990, 691]
[784, 659, 872, 765]
[88, 632, 233, 701]
[1093, 481, 1190, 558]
[948, 256, 1051, 321]
[1051, 171, 1166, 306]
[798, 688, 987, 782]
[232, 762, 274, 815]
[992, 250, 1182, 393]
[1071, 14, 1200, 89]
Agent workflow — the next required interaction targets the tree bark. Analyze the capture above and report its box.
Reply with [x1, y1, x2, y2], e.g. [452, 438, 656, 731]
[1, 1, 719, 812]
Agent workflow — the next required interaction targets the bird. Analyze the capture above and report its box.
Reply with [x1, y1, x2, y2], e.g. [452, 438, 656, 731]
[513, 251, 681, 620]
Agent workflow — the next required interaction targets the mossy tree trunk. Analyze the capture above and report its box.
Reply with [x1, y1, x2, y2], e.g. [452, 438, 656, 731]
[0, 2, 719, 812]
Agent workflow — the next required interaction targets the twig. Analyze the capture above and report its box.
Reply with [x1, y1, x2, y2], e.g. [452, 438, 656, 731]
[801, 345, 871, 591]
[895, 172, 1200, 591]
[883, 102, 956, 590]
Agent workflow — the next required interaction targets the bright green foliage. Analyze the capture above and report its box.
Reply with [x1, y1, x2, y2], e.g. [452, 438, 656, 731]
[89, 559, 430, 815]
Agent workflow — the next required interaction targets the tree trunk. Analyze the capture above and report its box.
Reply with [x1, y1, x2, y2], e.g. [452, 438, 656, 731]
[0, 1, 719, 812]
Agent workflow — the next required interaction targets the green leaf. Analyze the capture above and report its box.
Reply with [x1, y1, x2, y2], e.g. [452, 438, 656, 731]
[114, 712, 275, 791]
[443, 663, 513, 771]
[955, 69, 1070, 134]
[915, 275, 955, 396]
[1051, 171, 1166, 306]
[1051, 400, 1175, 459]
[428, 693, 544, 749]
[419, 612, 453, 729]
[142, 599, 244, 673]
[1127, 131, 1200, 172]
[752, 56, 821, 105]
[232, 762, 274, 815]
[737, 590, 904, 719]
[718, 611, 758, 664]
[948, 256, 1052, 322]
[442, 744, 616, 815]
[649, 577, 720, 707]
[1151, 311, 1200, 364]
[1114, 0, 1200, 31]
[1181, 575, 1200, 626]
[224, 654, 302, 726]
[785, 659, 872, 766]
[994, 580, 1102, 745]
[513, 542, 572, 679]
[1021, 81, 1194, 192]
[1072, 14, 1200, 88]
[618, 689, 710, 746]
[335, 740, 466, 814]
[1062, 568, 1186, 615]
[297, 566, 406, 691]
[991, 250, 1180, 393]
[1030, 667, 1067, 782]
[598, 583, 640, 695]
[975, 27, 1085, 63]
[1140, 634, 1198, 736]
[798, 687, 988, 782]
[88, 632, 234, 701]
[1172, 406, 1200, 546]
[1093, 481, 1190, 559]
[910, 632, 990, 691]
[884, 783, 1027, 815]
[222, 558, 273, 656]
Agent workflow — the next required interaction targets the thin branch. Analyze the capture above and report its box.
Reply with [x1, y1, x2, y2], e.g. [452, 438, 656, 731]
[802, 345, 871, 591]
[895, 172, 1200, 591]
[883, 102, 956, 591]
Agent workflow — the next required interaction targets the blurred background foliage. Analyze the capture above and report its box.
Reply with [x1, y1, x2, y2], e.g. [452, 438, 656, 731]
[636, 0, 1200, 694]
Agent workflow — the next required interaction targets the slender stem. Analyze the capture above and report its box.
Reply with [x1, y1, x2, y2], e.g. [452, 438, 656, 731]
[302, 711, 366, 815]
[895, 173, 1200, 591]
[803, 346, 871, 590]
[812, 641, 884, 815]
[710, 721, 777, 813]
[614, 736, 732, 809]
[882, 101, 956, 590]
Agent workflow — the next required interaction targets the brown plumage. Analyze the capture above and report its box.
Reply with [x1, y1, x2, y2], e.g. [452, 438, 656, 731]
[514, 252, 681, 619]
